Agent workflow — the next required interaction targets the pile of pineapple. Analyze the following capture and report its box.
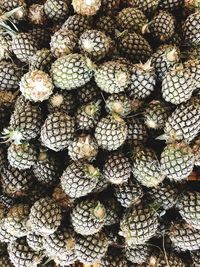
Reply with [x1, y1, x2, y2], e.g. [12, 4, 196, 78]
[0, 0, 200, 266]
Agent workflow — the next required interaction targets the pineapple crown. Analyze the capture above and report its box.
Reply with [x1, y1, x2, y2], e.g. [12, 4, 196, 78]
[84, 163, 101, 178]
[74, 134, 98, 159]
[111, 112, 126, 124]
[1, 127, 24, 145]
[84, 100, 101, 117]
[90, 201, 107, 221]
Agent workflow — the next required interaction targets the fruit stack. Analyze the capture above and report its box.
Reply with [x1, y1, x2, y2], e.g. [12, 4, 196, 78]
[0, 0, 199, 266]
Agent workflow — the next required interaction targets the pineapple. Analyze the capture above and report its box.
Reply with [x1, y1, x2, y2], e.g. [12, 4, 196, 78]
[183, 11, 200, 45]
[47, 89, 76, 115]
[160, 142, 195, 181]
[132, 146, 165, 188]
[29, 48, 53, 72]
[100, 248, 128, 267]
[95, 113, 128, 151]
[149, 251, 186, 267]
[147, 180, 179, 211]
[51, 53, 95, 90]
[28, 197, 62, 236]
[177, 191, 200, 230]
[29, 27, 51, 49]
[125, 244, 151, 264]
[144, 11, 175, 42]
[61, 161, 101, 198]
[3, 100, 43, 144]
[0, 254, 13, 267]
[95, 60, 131, 93]
[114, 177, 143, 208]
[62, 14, 92, 37]
[127, 60, 156, 99]
[183, 59, 200, 88]
[40, 112, 75, 152]
[4, 204, 30, 238]
[0, 60, 21, 90]
[0, 30, 12, 60]
[191, 250, 200, 267]
[1, 165, 33, 197]
[127, 0, 159, 14]
[7, 143, 38, 170]
[162, 64, 195, 104]
[117, 31, 153, 63]
[96, 15, 116, 37]
[79, 29, 111, 61]
[169, 221, 200, 251]
[77, 81, 101, 105]
[75, 232, 108, 264]
[126, 117, 148, 146]
[103, 152, 131, 185]
[116, 7, 148, 34]
[26, 232, 44, 252]
[161, 97, 200, 143]
[0, 218, 16, 243]
[151, 44, 180, 81]
[43, 228, 77, 265]
[75, 101, 101, 131]
[105, 93, 133, 117]
[144, 100, 172, 130]
[50, 28, 78, 58]
[20, 70, 53, 102]
[192, 137, 200, 166]
[33, 149, 61, 186]
[44, 0, 69, 22]
[71, 199, 107, 235]
[8, 237, 43, 267]
[68, 134, 98, 162]
[158, 0, 184, 11]
[72, 0, 101, 16]
[119, 201, 159, 246]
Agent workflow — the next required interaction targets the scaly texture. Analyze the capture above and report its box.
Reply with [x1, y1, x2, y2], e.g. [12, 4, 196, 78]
[71, 199, 106, 236]
[120, 202, 159, 246]
[0, 60, 21, 90]
[51, 53, 94, 90]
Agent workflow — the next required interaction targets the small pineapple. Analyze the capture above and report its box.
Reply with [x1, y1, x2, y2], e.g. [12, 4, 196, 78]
[68, 134, 98, 162]
[177, 191, 200, 230]
[40, 112, 75, 152]
[127, 0, 159, 14]
[144, 100, 172, 130]
[126, 117, 148, 146]
[43, 227, 77, 265]
[103, 152, 131, 185]
[71, 199, 107, 235]
[116, 7, 148, 34]
[0, 30, 12, 60]
[47, 89, 76, 115]
[150, 44, 180, 81]
[95, 60, 131, 93]
[169, 221, 200, 251]
[162, 97, 200, 143]
[117, 31, 153, 63]
[160, 142, 195, 181]
[8, 237, 43, 267]
[127, 60, 156, 99]
[4, 204, 30, 238]
[95, 113, 128, 151]
[62, 14, 92, 37]
[50, 28, 78, 58]
[3, 100, 43, 144]
[28, 197, 62, 236]
[144, 11, 175, 42]
[162, 64, 195, 104]
[114, 177, 143, 208]
[0, 60, 21, 90]
[33, 149, 61, 186]
[75, 232, 108, 264]
[183, 11, 200, 45]
[79, 29, 111, 61]
[29, 48, 53, 72]
[51, 53, 95, 90]
[132, 146, 165, 188]
[77, 81, 101, 105]
[7, 143, 38, 170]
[96, 15, 116, 37]
[75, 101, 101, 131]
[20, 70, 53, 102]
[61, 161, 101, 198]
[125, 244, 151, 264]
[119, 201, 159, 246]
[44, 0, 69, 22]
[26, 232, 44, 252]
[158, 0, 184, 11]
[149, 251, 186, 267]
[72, 0, 101, 16]
[1, 165, 33, 197]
